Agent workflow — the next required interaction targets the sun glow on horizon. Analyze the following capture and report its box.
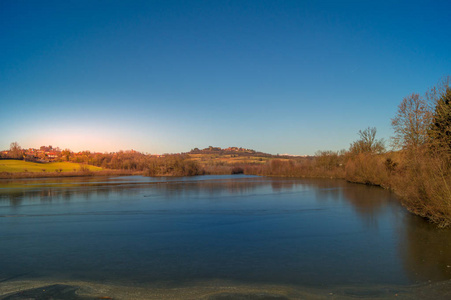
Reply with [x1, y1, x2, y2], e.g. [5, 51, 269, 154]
[13, 124, 145, 153]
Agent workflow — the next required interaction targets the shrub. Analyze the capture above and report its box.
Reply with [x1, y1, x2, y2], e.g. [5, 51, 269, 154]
[231, 167, 244, 174]
[345, 153, 389, 187]
[395, 149, 451, 227]
[79, 164, 90, 173]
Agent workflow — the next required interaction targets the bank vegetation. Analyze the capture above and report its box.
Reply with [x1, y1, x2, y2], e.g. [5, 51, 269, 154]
[247, 76, 451, 227]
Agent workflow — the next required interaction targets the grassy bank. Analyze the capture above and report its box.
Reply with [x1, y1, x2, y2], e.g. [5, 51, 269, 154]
[346, 151, 451, 228]
[0, 160, 140, 179]
[0, 160, 102, 173]
[0, 169, 141, 179]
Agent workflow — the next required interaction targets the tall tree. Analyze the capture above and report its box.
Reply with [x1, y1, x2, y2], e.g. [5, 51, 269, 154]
[391, 93, 432, 150]
[349, 127, 385, 154]
[429, 87, 451, 153]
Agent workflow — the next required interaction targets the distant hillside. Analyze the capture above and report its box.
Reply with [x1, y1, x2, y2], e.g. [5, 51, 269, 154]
[186, 146, 310, 159]
[186, 146, 274, 158]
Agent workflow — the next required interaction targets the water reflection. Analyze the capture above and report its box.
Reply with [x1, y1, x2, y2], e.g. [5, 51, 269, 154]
[0, 175, 450, 286]
[399, 216, 451, 282]
[269, 178, 400, 227]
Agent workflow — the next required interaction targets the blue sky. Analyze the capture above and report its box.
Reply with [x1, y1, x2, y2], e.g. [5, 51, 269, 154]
[1, 0, 450, 155]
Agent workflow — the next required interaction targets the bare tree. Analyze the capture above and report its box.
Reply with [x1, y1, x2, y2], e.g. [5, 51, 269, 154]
[349, 127, 385, 154]
[424, 76, 451, 107]
[391, 93, 432, 150]
[9, 142, 23, 159]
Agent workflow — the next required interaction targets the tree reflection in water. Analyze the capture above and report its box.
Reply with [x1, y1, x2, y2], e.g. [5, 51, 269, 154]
[399, 216, 451, 282]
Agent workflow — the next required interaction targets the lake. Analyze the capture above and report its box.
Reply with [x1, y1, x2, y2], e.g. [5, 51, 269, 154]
[0, 175, 450, 299]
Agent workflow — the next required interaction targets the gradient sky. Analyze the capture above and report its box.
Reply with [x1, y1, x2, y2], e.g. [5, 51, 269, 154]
[1, 1, 450, 155]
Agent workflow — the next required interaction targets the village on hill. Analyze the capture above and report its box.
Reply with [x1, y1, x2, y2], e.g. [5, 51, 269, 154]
[1, 142, 308, 163]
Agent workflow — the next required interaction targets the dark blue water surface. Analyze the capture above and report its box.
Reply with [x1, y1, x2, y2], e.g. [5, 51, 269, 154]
[0, 175, 450, 288]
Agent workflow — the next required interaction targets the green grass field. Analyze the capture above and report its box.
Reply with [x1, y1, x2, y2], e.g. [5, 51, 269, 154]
[0, 160, 103, 173]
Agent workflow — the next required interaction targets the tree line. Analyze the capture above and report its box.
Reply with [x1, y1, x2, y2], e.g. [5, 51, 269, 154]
[246, 76, 451, 227]
[65, 151, 204, 177]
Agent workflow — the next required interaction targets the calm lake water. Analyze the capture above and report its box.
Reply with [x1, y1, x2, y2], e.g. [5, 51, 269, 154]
[0, 175, 450, 290]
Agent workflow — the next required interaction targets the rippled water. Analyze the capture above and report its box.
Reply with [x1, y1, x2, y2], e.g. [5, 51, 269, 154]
[0, 175, 450, 289]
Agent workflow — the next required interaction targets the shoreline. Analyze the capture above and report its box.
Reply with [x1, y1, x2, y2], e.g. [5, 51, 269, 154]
[1, 278, 450, 300]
